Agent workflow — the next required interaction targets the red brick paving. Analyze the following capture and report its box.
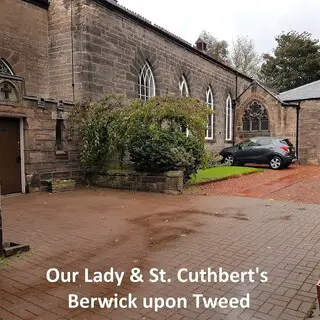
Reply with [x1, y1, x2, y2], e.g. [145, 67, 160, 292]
[0, 189, 320, 319]
[188, 165, 320, 204]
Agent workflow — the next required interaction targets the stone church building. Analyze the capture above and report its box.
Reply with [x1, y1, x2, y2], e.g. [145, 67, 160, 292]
[0, 0, 319, 194]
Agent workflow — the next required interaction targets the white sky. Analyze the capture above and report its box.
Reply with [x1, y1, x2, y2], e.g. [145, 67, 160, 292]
[119, 0, 320, 54]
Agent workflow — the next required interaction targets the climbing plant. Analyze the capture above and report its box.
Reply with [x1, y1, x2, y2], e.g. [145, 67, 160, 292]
[72, 95, 212, 179]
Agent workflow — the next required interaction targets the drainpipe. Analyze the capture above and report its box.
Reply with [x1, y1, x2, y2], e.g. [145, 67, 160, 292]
[70, 0, 75, 102]
[232, 72, 239, 146]
[295, 103, 301, 161]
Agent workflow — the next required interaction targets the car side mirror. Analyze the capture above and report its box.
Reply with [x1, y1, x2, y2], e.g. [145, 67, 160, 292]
[238, 145, 242, 150]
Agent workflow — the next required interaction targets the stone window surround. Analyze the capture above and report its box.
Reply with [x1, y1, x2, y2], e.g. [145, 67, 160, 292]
[179, 75, 189, 97]
[225, 94, 233, 141]
[242, 100, 269, 132]
[138, 61, 156, 101]
[205, 86, 214, 140]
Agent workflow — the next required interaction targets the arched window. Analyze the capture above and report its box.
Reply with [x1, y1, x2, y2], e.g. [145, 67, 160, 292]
[179, 75, 189, 97]
[205, 87, 214, 140]
[225, 94, 233, 141]
[138, 62, 155, 101]
[242, 101, 269, 131]
[0, 59, 14, 75]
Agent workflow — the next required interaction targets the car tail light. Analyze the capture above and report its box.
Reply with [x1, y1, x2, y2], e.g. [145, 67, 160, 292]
[280, 146, 289, 152]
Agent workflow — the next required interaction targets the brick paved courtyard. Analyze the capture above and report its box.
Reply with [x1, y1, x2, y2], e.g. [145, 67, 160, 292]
[0, 188, 320, 320]
[188, 165, 320, 204]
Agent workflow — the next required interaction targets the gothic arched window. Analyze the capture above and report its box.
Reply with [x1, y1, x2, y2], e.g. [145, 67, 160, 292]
[205, 87, 214, 140]
[242, 101, 269, 132]
[179, 75, 189, 97]
[0, 59, 14, 75]
[225, 94, 233, 141]
[138, 62, 155, 101]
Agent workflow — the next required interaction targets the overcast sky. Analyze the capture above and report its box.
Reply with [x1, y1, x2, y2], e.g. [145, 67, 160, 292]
[119, 0, 320, 55]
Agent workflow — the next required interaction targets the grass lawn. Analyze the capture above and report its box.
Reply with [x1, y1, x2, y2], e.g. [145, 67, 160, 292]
[187, 166, 263, 185]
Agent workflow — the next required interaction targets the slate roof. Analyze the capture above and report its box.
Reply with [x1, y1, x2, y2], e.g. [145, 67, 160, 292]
[278, 80, 320, 101]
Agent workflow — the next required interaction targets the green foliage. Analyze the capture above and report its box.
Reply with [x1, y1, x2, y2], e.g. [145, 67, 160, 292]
[72, 95, 211, 179]
[188, 166, 263, 185]
[260, 31, 320, 92]
[0, 257, 9, 268]
[128, 126, 204, 180]
[113, 95, 210, 144]
[71, 95, 124, 172]
[115, 96, 210, 180]
[201, 150, 221, 169]
[200, 31, 229, 61]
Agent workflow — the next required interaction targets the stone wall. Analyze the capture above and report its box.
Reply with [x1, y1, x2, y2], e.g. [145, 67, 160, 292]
[298, 100, 320, 165]
[93, 170, 184, 194]
[23, 99, 82, 191]
[236, 84, 297, 146]
[48, 0, 79, 101]
[0, 95, 82, 193]
[0, 0, 49, 97]
[75, 0, 251, 153]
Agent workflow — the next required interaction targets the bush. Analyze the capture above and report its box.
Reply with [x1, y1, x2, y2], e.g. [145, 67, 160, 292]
[71, 95, 124, 172]
[128, 126, 204, 181]
[72, 95, 212, 181]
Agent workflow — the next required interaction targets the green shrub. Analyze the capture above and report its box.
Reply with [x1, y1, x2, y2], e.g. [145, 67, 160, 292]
[128, 126, 204, 181]
[71, 95, 125, 172]
[72, 95, 212, 181]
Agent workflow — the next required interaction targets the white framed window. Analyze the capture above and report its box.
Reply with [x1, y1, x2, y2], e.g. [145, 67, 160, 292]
[179, 75, 189, 97]
[178, 76, 190, 136]
[138, 62, 155, 101]
[205, 87, 214, 140]
[225, 94, 233, 141]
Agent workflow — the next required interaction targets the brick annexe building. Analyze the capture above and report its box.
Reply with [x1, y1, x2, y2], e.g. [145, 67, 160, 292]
[0, 0, 319, 195]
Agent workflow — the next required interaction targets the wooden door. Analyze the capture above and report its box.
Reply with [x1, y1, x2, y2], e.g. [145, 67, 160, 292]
[0, 117, 21, 195]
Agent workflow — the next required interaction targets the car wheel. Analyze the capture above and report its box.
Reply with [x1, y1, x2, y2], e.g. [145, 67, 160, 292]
[224, 154, 235, 166]
[269, 156, 283, 170]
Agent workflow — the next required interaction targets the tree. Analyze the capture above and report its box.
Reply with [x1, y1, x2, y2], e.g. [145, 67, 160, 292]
[260, 31, 320, 92]
[229, 35, 261, 78]
[199, 31, 229, 61]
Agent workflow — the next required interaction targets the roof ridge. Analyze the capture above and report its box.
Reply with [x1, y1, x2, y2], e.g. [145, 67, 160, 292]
[280, 79, 320, 94]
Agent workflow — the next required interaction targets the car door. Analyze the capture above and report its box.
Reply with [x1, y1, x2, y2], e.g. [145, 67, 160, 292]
[234, 140, 255, 162]
[250, 138, 273, 163]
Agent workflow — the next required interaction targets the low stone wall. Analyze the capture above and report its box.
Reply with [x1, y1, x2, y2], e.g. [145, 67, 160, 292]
[92, 170, 183, 195]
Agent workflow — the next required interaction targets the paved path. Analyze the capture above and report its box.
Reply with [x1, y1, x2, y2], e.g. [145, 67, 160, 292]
[0, 189, 320, 320]
[188, 165, 320, 204]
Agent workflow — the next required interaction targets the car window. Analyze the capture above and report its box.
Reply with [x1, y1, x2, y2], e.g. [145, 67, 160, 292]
[280, 139, 293, 146]
[238, 140, 261, 147]
[241, 140, 252, 147]
[248, 141, 261, 146]
[258, 139, 271, 146]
